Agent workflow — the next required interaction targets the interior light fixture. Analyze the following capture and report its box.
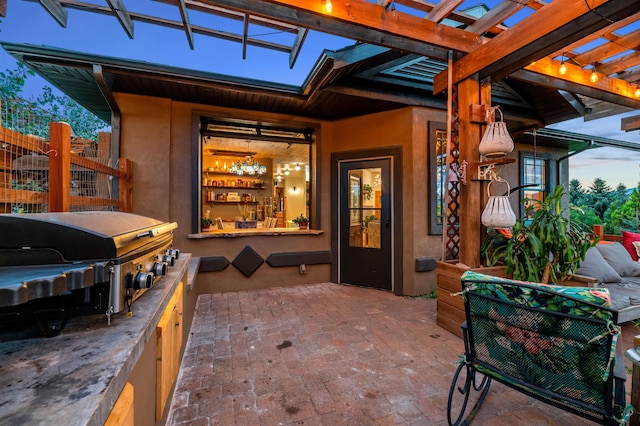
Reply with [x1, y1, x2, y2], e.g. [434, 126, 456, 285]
[590, 68, 598, 83]
[294, 163, 301, 171]
[322, 0, 332, 13]
[284, 169, 290, 176]
[635, 85, 640, 98]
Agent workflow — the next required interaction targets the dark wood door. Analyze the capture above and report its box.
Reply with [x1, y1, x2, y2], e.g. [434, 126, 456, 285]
[339, 158, 392, 290]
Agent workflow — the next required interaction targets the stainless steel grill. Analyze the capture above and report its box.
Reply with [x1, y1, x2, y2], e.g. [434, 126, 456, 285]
[0, 211, 179, 336]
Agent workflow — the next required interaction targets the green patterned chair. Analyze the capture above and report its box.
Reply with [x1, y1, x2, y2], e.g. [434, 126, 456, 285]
[447, 271, 632, 425]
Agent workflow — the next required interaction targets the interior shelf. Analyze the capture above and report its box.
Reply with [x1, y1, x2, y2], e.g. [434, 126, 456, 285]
[208, 201, 259, 204]
[203, 185, 264, 190]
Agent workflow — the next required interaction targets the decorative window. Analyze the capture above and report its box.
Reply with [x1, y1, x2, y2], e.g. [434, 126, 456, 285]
[429, 123, 448, 235]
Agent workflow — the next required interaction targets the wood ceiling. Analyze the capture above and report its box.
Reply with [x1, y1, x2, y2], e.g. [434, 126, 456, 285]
[6, 0, 640, 128]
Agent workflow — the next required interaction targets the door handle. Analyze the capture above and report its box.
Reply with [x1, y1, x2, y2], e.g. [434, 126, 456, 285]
[385, 219, 390, 228]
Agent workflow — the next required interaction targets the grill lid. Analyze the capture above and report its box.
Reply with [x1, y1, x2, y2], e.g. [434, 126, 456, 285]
[0, 211, 178, 261]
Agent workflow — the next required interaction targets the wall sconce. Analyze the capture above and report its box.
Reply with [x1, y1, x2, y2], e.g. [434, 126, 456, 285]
[290, 186, 298, 194]
[322, 0, 332, 13]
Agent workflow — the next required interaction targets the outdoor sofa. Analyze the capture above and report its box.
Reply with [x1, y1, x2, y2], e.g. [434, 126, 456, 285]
[575, 230, 640, 324]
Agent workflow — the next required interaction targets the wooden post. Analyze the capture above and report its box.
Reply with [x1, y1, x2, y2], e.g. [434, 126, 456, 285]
[631, 335, 640, 426]
[48, 122, 71, 212]
[457, 75, 485, 267]
[118, 158, 133, 212]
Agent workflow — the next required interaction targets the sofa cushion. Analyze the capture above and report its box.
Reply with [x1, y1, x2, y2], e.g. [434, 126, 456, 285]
[622, 230, 640, 261]
[577, 247, 622, 283]
[596, 242, 640, 277]
[599, 283, 632, 310]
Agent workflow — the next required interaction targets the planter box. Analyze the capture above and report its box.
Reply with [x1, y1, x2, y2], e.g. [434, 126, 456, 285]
[436, 262, 598, 338]
[436, 261, 506, 338]
[235, 220, 257, 229]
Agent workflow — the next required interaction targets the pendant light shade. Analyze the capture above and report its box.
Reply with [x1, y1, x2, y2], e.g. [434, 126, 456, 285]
[479, 107, 514, 158]
[481, 179, 516, 229]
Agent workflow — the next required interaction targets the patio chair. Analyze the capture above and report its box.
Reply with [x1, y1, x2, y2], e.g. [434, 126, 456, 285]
[447, 271, 632, 426]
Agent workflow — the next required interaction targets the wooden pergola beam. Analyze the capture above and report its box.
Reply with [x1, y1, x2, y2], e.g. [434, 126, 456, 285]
[37, 0, 68, 27]
[512, 57, 640, 109]
[105, 0, 134, 38]
[433, 0, 640, 94]
[202, 0, 481, 60]
[621, 115, 640, 132]
[177, 0, 195, 49]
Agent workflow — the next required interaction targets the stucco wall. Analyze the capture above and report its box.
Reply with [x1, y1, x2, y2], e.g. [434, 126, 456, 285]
[322, 107, 445, 295]
[116, 93, 331, 294]
[116, 92, 448, 296]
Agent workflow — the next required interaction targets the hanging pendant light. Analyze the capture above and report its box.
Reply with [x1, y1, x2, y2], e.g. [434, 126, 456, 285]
[481, 179, 516, 229]
[478, 106, 514, 158]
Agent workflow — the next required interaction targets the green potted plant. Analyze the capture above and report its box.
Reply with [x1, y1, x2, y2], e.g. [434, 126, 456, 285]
[201, 217, 214, 231]
[482, 184, 593, 284]
[292, 214, 310, 229]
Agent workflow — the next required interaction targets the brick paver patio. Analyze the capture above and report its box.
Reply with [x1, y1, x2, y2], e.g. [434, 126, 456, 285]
[168, 282, 635, 425]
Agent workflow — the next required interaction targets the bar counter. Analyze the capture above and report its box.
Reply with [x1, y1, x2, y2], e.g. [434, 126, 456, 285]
[0, 254, 191, 426]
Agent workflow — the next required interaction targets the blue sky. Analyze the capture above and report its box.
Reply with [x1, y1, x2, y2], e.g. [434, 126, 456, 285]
[1, 0, 639, 189]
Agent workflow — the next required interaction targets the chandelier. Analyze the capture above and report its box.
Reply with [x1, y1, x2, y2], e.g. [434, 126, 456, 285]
[229, 156, 267, 176]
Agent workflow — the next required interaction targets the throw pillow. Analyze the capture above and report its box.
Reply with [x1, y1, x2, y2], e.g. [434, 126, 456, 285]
[622, 230, 640, 261]
[596, 242, 640, 277]
[576, 247, 622, 283]
[633, 241, 640, 259]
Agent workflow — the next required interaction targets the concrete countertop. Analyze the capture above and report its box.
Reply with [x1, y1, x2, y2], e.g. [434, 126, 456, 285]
[0, 254, 191, 426]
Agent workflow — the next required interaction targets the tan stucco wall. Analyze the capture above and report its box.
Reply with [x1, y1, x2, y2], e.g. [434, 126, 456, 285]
[116, 93, 446, 296]
[323, 107, 445, 295]
[116, 93, 331, 294]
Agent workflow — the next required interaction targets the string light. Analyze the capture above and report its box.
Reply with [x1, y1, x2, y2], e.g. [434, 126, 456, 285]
[559, 58, 567, 75]
[322, 0, 332, 13]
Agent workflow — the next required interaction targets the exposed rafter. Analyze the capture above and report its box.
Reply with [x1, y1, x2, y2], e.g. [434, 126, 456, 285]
[621, 115, 640, 131]
[201, 0, 481, 60]
[37, 0, 68, 27]
[105, 0, 134, 38]
[177, 0, 195, 49]
[433, 0, 640, 93]
[514, 57, 640, 109]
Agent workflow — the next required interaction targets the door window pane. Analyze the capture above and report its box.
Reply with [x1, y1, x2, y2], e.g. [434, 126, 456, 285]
[348, 168, 382, 248]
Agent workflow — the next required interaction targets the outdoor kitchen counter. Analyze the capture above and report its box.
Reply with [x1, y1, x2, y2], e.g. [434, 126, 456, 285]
[0, 253, 192, 426]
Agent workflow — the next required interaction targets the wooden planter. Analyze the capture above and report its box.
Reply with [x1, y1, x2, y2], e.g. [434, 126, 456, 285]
[436, 261, 506, 338]
[436, 262, 598, 338]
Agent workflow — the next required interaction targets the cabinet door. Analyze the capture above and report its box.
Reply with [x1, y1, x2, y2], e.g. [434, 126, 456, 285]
[156, 282, 184, 420]
[105, 382, 134, 426]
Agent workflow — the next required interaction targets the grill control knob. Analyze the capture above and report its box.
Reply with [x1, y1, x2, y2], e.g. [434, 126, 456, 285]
[166, 249, 180, 259]
[134, 271, 154, 289]
[162, 254, 176, 267]
[153, 261, 168, 276]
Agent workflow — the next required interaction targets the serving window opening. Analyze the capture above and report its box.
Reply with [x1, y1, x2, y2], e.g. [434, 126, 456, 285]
[199, 119, 313, 232]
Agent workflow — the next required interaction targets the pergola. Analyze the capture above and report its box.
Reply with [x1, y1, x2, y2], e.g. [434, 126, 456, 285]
[3, 0, 640, 266]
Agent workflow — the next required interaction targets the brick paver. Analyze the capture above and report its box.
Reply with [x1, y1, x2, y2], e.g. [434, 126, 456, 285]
[168, 283, 634, 425]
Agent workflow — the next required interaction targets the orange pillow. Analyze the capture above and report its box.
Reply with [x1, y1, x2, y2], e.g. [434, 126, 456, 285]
[622, 230, 640, 261]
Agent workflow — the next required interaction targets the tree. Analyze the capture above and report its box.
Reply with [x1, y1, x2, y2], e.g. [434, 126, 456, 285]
[1, 63, 108, 140]
[605, 189, 639, 234]
[569, 179, 589, 207]
[588, 177, 614, 220]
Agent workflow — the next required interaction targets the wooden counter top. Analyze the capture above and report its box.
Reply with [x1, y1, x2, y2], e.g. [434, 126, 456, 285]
[0, 254, 191, 426]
